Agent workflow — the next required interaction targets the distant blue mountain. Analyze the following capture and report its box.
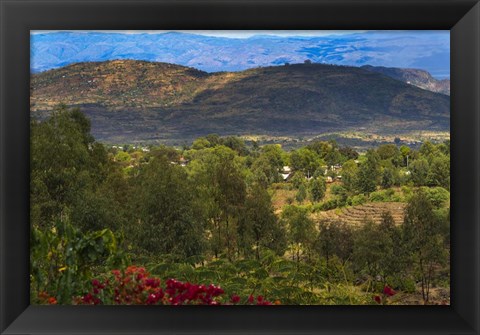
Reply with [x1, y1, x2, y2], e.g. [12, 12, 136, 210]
[30, 31, 450, 79]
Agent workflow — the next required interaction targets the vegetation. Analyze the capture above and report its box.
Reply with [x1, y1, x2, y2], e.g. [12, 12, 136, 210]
[31, 106, 450, 305]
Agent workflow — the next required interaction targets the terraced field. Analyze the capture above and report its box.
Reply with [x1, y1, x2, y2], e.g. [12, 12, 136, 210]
[314, 202, 406, 227]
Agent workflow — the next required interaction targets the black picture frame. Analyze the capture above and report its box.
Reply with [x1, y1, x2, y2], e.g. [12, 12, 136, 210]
[1, 0, 479, 334]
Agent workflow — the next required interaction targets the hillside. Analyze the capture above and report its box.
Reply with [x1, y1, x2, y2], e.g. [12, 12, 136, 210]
[31, 60, 450, 144]
[361, 65, 450, 96]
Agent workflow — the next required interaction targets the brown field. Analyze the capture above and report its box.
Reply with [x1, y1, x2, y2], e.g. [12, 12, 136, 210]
[313, 202, 406, 227]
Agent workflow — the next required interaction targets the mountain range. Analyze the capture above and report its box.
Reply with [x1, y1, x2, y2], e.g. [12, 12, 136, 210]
[30, 60, 450, 144]
[31, 31, 450, 79]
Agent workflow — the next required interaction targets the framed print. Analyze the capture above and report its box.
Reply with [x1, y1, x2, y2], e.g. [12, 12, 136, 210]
[1, 0, 479, 334]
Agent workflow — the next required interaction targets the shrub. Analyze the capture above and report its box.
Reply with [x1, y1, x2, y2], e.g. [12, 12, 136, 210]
[347, 194, 367, 206]
[74, 266, 275, 305]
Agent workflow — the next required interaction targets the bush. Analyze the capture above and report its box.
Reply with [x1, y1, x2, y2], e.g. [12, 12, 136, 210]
[369, 189, 397, 202]
[421, 186, 450, 208]
[319, 199, 338, 211]
[73, 266, 275, 305]
[330, 184, 347, 195]
[347, 194, 367, 206]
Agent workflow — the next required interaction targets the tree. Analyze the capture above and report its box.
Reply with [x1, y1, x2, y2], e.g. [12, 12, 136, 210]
[296, 183, 307, 203]
[403, 190, 448, 303]
[282, 206, 315, 264]
[355, 150, 380, 195]
[341, 160, 358, 193]
[410, 158, 429, 186]
[240, 183, 286, 259]
[309, 177, 326, 202]
[381, 167, 395, 189]
[339, 146, 359, 161]
[426, 154, 450, 190]
[400, 145, 411, 167]
[377, 144, 402, 166]
[192, 137, 211, 150]
[419, 141, 438, 159]
[316, 220, 353, 267]
[223, 136, 249, 156]
[291, 171, 306, 189]
[187, 146, 247, 260]
[30, 105, 107, 229]
[135, 157, 205, 261]
[290, 148, 322, 178]
[353, 219, 392, 279]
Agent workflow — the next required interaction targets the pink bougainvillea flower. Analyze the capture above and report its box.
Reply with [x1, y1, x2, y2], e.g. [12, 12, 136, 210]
[230, 295, 241, 304]
[383, 286, 396, 297]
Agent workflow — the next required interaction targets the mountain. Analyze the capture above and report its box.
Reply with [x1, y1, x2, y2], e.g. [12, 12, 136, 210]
[361, 65, 450, 96]
[30, 60, 450, 144]
[30, 31, 450, 78]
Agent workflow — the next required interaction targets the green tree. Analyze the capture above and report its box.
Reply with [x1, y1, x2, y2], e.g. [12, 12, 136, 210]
[381, 167, 395, 189]
[240, 184, 286, 259]
[410, 158, 429, 186]
[426, 154, 450, 190]
[282, 206, 315, 264]
[309, 177, 326, 202]
[135, 157, 205, 261]
[316, 220, 353, 267]
[377, 144, 401, 166]
[341, 159, 358, 193]
[296, 183, 307, 203]
[187, 146, 247, 260]
[30, 105, 107, 229]
[355, 150, 380, 195]
[403, 190, 448, 303]
[290, 147, 322, 178]
[353, 219, 391, 279]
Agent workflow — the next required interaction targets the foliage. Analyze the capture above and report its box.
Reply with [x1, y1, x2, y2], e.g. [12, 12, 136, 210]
[309, 177, 326, 202]
[403, 190, 449, 303]
[132, 156, 205, 260]
[30, 108, 450, 305]
[31, 218, 127, 304]
[355, 150, 380, 194]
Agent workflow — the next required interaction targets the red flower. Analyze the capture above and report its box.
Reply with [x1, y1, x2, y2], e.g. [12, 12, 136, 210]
[374, 295, 382, 304]
[145, 278, 160, 288]
[47, 297, 57, 305]
[248, 295, 254, 303]
[230, 295, 241, 304]
[383, 286, 396, 297]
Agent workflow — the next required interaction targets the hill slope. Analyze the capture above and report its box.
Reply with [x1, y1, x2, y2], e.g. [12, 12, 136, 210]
[31, 60, 450, 144]
[361, 65, 450, 96]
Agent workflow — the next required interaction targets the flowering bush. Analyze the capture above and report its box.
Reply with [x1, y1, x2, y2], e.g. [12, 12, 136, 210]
[74, 266, 275, 305]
